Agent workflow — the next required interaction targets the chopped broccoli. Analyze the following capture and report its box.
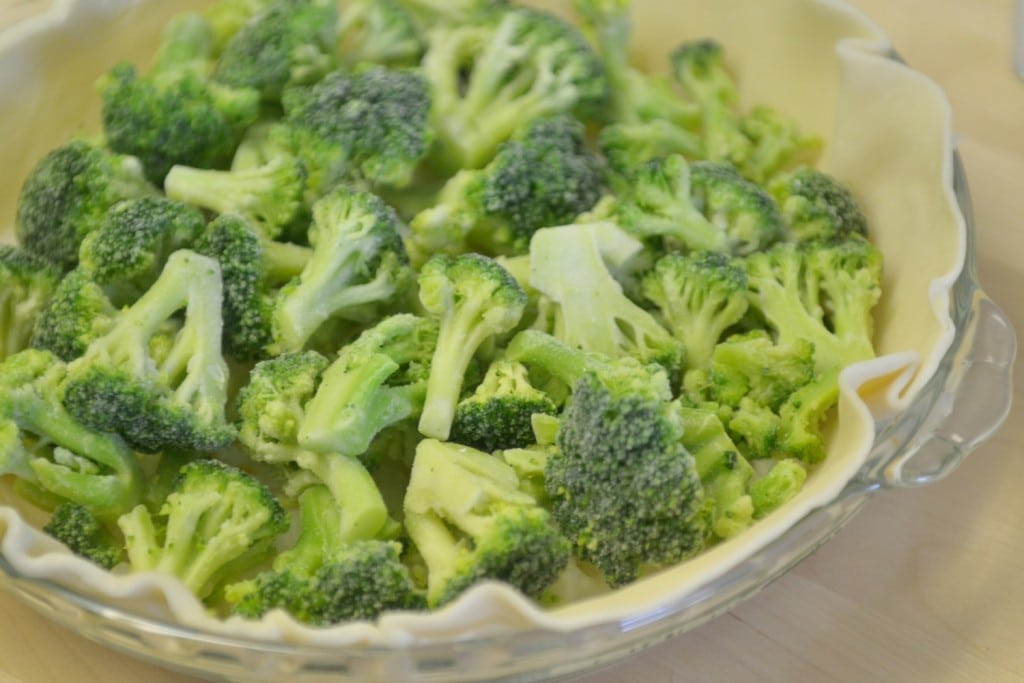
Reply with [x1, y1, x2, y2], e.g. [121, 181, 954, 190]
[118, 458, 288, 599]
[642, 251, 750, 371]
[776, 368, 840, 464]
[421, 6, 607, 171]
[15, 139, 155, 270]
[598, 120, 702, 177]
[30, 270, 118, 363]
[337, 0, 424, 68]
[212, 0, 338, 101]
[750, 458, 807, 517]
[270, 187, 413, 354]
[404, 439, 570, 606]
[0, 349, 143, 520]
[529, 223, 683, 372]
[280, 66, 434, 192]
[61, 250, 236, 453]
[398, 0, 507, 26]
[98, 13, 261, 185]
[299, 314, 437, 460]
[43, 501, 125, 569]
[770, 166, 869, 243]
[0, 246, 61, 362]
[739, 106, 822, 184]
[203, 0, 274, 53]
[450, 358, 557, 453]
[416, 253, 527, 440]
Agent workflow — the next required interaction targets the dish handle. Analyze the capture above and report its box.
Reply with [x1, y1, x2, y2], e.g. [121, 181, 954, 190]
[856, 292, 1016, 491]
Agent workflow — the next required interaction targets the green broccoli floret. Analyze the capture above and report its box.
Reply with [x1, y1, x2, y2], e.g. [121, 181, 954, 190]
[421, 6, 607, 172]
[337, 0, 424, 67]
[450, 358, 557, 453]
[776, 368, 840, 464]
[409, 115, 604, 259]
[614, 155, 784, 254]
[404, 439, 569, 606]
[416, 254, 527, 440]
[549, 370, 705, 587]
[270, 187, 413, 354]
[529, 223, 683, 373]
[770, 166, 869, 243]
[298, 314, 437, 460]
[750, 458, 808, 517]
[30, 270, 118, 363]
[280, 65, 434, 192]
[43, 501, 125, 569]
[744, 238, 882, 372]
[398, 0, 507, 26]
[203, 0, 274, 53]
[0, 349, 143, 520]
[15, 140, 156, 270]
[598, 120, 702, 178]
[118, 458, 288, 599]
[0, 246, 61, 362]
[163, 153, 307, 240]
[212, 0, 338, 101]
[227, 484, 424, 623]
[642, 251, 749, 371]
[98, 13, 261, 185]
[61, 250, 235, 453]
[739, 106, 822, 184]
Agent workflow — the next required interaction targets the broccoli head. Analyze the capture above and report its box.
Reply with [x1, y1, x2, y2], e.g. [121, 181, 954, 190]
[30, 270, 118, 363]
[770, 166, 869, 243]
[43, 501, 125, 569]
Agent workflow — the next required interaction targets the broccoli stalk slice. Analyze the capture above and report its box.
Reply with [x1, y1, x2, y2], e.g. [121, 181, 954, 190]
[293, 450, 389, 544]
[272, 484, 341, 577]
[262, 239, 313, 285]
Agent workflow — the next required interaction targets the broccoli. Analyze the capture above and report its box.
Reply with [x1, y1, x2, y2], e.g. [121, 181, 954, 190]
[776, 368, 840, 464]
[409, 115, 604, 259]
[0, 349, 143, 520]
[212, 0, 338, 101]
[744, 238, 882, 372]
[739, 106, 822, 184]
[298, 314, 438, 459]
[61, 250, 236, 453]
[227, 484, 423, 624]
[416, 253, 527, 440]
[30, 270, 118, 363]
[421, 6, 607, 172]
[398, 0, 507, 26]
[0, 246, 61, 362]
[203, 0, 274, 53]
[642, 251, 750, 371]
[15, 140, 156, 270]
[598, 120, 702, 178]
[337, 0, 424, 68]
[613, 156, 783, 254]
[404, 439, 570, 606]
[98, 13, 261, 185]
[280, 65, 434, 192]
[43, 501, 124, 569]
[529, 223, 684, 372]
[450, 358, 557, 453]
[549, 369, 705, 587]
[270, 187, 413, 354]
[770, 166, 869, 243]
[750, 458, 808, 516]
[118, 458, 288, 599]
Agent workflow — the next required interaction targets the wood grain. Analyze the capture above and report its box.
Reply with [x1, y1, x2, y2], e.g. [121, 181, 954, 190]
[0, 0, 1020, 681]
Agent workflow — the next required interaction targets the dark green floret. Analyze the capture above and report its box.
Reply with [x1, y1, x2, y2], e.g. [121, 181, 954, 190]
[770, 166, 869, 243]
[118, 458, 288, 599]
[30, 270, 118, 363]
[44, 501, 125, 569]
[404, 439, 570, 606]
[98, 13, 261, 184]
[15, 139, 155, 270]
[0, 246, 61, 362]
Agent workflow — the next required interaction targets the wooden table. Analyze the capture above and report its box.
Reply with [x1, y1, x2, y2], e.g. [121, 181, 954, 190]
[0, 0, 1021, 681]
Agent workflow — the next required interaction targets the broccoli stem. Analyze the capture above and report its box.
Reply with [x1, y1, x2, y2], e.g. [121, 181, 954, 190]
[294, 451, 389, 543]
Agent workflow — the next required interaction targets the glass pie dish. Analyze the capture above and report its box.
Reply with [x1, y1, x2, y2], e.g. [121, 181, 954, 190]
[0, 1, 1015, 682]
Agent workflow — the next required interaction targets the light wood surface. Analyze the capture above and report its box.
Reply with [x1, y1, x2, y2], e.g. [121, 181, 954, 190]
[0, 1, 1021, 681]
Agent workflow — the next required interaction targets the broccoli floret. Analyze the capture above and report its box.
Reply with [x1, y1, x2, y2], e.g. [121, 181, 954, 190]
[404, 439, 569, 606]
[642, 251, 749, 371]
[337, 0, 424, 68]
[270, 187, 413, 354]
[422, 6, 607, 171]
[310, 540, 426, 622]
[529, 223, 683, 373]
[398, 0, 507, 26]
[549, 370, 705, 587]
[43, 501, 124, 569]
[98, 13, 261, 185]
[77, 197, 207, 305]
[280, 66, 433, 191]
[0, 349, 143, 519]
[298, 314, 437, 460]
[450, 358, 557, 453]
[203, 0, 274, 53]
[0, 246, 61, 362]
[776, 368, 840, 464]
[688, 161, 785, 253]
[739, 106, 822, 184]
[15, 139, 156, 269]
[30, 270, 118, 363]
[164, 153, 307, 239]
[416, 254, 527, 440]
[598, 120, 702, 177]
[61, 250, 236, 453]
[770, 166, 869, 243]
[409, 115, 604, 259]
[750, 458, 808, 517]
[744, 238, 882, 372]
[118, 458, 288, 599]
[212, 0, 338, 101]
